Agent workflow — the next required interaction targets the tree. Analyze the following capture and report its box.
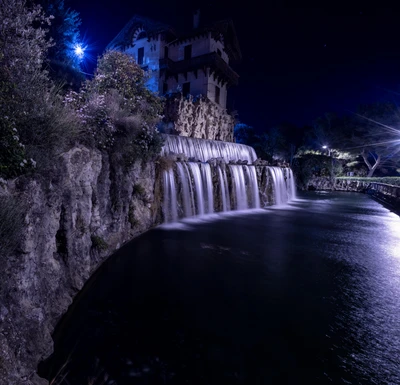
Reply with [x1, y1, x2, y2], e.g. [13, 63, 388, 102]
[35, 0, 84, 89]
[65, 50, 164, 162]
[234, 123, 256, 145]
[0, 0, 53, 176]
[253, 127, 286, 162]
[0, 0, 82, 177]
[346, 103, 400, 177]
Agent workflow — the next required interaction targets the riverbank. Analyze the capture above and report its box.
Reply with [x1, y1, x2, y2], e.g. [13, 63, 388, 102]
[305, 176, 400, 215]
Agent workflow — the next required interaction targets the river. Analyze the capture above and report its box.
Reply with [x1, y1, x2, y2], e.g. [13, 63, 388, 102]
[40, 191, 400, 385]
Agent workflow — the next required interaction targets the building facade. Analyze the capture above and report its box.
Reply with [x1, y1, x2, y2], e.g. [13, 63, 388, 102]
[106, 13, 241, 110]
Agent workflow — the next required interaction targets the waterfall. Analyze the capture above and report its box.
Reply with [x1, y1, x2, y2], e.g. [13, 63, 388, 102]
[269, 167, 287, 205]
[188, 163, 205, 216]
[288, 168, 297, 200]
[163, 168, 178, 222]
[161, 135, 296, 222]
[247, 165, 260, 208]
[162, 134, 257, 164]
[201, 163, 214, 214]
[217, 166, 230, 211]
[229, 165, 249, 210]
[176, 163, 193, 217]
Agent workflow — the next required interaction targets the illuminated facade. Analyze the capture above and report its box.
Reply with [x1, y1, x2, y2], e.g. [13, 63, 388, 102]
[106, 13, 241, 110]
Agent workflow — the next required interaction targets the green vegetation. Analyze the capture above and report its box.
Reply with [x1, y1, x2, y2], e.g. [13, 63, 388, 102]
[0, 0, 82, 178]
[0, 0, 164, 180]
[156, 156, 175, 172]
[64, 50, 164, 163]
[132, 183, 146, 197]
[90, 235, 108, 251]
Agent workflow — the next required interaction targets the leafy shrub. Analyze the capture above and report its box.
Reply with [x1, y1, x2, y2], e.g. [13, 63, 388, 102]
[132, 183, 145, 196]
[90, 235, 108, 251]
[64, 51, 164, 162]
[0, 0, 81, 178]
[156, 156, 175, 172]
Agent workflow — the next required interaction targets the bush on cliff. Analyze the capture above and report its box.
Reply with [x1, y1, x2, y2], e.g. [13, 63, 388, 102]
[65, 50, 164, 163]
[0, 0, 81, 178]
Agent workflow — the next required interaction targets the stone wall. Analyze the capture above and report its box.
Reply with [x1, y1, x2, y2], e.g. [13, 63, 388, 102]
[0, 146, 163, 385]
[160, 94, 235, 142]
[305, 177, 400, 213]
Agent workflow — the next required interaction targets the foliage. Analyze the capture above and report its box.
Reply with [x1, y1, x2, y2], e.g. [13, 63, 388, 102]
[36, 0, 85, 89]
[292, 153, 333, 189]
[301, 105, 400, 177]
[132, 183, 145, 196]
[37, 0, 82, 67]
[234, 123, 286, 162]
[90, 235, 108, 251]
[0, 116, 34, 178]
[234, 123, 256, 145]
[0, 195, 26, 257]
[0, 0, 52, 178]
[253, 127, 286, 162]
[156, 156, 175, 172]
[347, 103, 400, 177]
[65, 50, 164, 162]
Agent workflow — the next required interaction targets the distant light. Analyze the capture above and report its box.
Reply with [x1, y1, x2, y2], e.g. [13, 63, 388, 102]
[74, 43, 85, 59]
[322, 145, 327, 149]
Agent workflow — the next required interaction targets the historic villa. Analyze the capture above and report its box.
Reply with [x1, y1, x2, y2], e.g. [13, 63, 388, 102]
[107, 11, 241, 108]
[106, 12, 241, 141]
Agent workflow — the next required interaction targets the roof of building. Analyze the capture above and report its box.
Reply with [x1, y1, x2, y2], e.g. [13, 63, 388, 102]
[106, 15, 242, 61]
[106, 15, 177, 51]
[176, 19, 242, 61]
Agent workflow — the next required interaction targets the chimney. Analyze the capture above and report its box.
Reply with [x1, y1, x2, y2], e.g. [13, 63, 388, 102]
[193, 9, 200, 29]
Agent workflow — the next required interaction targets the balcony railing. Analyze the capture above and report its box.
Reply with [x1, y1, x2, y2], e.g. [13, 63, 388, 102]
[159, 52, 239, 86]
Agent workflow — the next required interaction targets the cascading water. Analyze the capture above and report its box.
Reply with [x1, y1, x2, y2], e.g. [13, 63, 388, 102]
[162, 135, 257, 164]
[161, 135, 296, 222]
[288, 168, 297, 200]
[201, 163, 214, 214]
[176, 163, 193, 218]
[217, 167, 230, 212]
[187, 162, 205, 216]
[247, 165, 260, 208]
[163, 168, 178, 222]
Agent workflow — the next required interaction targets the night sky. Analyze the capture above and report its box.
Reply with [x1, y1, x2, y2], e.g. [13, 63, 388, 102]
[69, 0, 400, 131]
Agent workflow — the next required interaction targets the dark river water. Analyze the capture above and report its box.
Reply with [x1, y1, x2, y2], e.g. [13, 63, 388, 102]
[41, 192, 400, 385]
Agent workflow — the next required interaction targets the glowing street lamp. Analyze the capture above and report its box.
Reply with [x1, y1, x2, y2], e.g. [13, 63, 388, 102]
[322, 145, 331, 156]
[73, 43, 85, 59]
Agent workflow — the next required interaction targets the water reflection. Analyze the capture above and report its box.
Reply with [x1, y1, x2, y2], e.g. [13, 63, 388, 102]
[40, 192, 400, 385]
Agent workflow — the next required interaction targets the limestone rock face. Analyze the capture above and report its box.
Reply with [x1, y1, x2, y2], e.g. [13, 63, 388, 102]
[0, 146, 162, 385]
[161, 95, 235, 142]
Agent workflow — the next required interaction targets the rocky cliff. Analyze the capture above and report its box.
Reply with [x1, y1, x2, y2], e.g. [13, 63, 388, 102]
[160, 95, 235, 142]
[0, 146, 163, 385]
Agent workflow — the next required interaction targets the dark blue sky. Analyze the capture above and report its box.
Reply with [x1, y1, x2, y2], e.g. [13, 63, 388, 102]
[70, 0, 400, 130]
